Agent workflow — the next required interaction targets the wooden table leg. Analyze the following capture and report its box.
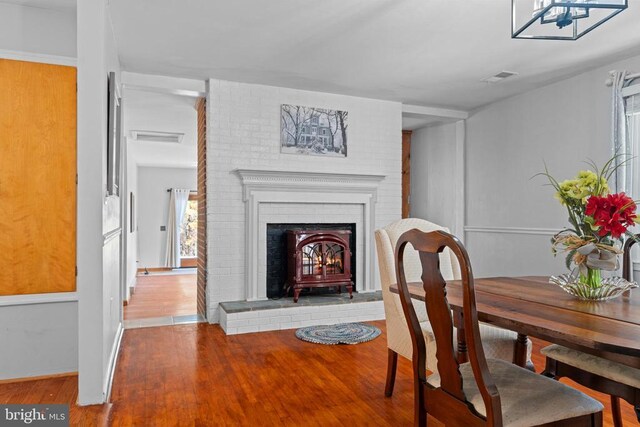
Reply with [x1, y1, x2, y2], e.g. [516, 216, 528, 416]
[513, 333, 528, 368]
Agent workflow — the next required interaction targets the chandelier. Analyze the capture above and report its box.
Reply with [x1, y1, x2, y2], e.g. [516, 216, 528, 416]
[512, 0, 628, 40]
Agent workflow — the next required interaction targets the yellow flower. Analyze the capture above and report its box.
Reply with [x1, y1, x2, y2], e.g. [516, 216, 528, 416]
[556, 171, 610, 205]
[577, 170, 597, 187]
[556, 179, 587, 204]
[576, 170, 609, 198]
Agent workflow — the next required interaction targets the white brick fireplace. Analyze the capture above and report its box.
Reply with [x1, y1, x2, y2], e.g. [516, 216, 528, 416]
[235, 169, 385, 301]
[206, 79, 402, 328]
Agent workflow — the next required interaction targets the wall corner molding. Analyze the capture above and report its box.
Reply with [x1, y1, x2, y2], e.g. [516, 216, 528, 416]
[0, 292, 78, 307]
[464, 225, 560, 236]
[0, 49, 76, 66]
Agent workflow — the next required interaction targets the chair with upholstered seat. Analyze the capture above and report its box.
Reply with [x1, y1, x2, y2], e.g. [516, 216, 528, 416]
[395, 228, 604, 426]
[375, 218, 532, 397]
[542, 234, 640, 426]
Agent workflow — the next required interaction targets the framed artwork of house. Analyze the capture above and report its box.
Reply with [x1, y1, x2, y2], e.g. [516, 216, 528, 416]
[280, 104, 348, 157]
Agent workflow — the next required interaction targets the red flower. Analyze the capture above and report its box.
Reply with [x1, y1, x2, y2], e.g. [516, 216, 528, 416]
[585, 193, 637, 238]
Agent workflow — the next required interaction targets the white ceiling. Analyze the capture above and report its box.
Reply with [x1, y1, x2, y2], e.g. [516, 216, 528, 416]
[0, 0, 75, 10]
[106, 1, 640, 110]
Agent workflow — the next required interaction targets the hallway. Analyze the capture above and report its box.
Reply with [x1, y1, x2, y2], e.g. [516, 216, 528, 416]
[124, 272, 197, 322]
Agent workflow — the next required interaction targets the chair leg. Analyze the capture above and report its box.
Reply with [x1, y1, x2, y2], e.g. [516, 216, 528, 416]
[635, 404, 640, 423]
[541, 357, 558, 379]
[384, 349, 398, 397]
[594, 410, 603, 427]
[610, 397, 622, 427]
[414, 380, 426, 427]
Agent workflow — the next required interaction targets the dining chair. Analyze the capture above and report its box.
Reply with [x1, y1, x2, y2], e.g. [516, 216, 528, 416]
[541, 234, 640, 427]
[375, 218, 532, 397]
[395, 228, 604, 426]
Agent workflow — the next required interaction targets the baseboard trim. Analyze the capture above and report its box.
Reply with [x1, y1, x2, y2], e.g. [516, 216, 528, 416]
[0, 372, 77, 385]
[104, 322, 124, 402]
[464, 226, 559, 236]
[137, 267, 172, 273]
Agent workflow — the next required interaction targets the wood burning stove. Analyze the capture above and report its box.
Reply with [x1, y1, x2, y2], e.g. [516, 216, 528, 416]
[285, 229, 353, 302]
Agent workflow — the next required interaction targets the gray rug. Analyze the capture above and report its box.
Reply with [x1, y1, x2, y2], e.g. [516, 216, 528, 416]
[295, 322, 381, 345]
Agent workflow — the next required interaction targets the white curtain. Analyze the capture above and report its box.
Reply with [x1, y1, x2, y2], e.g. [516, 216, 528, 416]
[611, 70, 632, 193]
[625, 92, 640, 202]
[164, 189, 191, 268]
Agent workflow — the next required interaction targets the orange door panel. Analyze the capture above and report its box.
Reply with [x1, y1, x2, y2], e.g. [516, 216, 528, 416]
[0, 59, 77, 295]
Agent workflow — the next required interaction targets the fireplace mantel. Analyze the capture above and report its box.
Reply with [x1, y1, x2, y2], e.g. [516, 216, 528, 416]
[235, 169, 386, 201]
[234, 169, 386, 301]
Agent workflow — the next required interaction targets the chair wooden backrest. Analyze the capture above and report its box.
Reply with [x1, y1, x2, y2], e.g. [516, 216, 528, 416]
[394, 229, 503, 426]
[622, 234, 640, 282]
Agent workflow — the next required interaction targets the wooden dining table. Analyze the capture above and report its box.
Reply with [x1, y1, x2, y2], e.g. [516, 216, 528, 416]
[389, 276, 640, 369]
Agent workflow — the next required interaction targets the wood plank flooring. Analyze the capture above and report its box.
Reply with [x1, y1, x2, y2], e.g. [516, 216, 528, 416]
[124, 273, 197, 320]
[0, 322, 636, 426]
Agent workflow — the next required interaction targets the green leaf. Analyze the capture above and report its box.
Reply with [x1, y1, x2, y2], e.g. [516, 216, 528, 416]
[584, 216, 599, 231]
[565, 249, 576, 270]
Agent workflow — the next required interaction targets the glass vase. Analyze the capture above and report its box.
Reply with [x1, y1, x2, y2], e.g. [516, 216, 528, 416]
[550, 264, 638, 301]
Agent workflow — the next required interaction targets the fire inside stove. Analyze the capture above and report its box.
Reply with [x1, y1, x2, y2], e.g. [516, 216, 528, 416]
[302, 243, 345, 276]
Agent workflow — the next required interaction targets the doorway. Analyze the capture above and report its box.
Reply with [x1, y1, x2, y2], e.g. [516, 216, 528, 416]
[179, 192, 198, 268]
[120, 81, 207, 328]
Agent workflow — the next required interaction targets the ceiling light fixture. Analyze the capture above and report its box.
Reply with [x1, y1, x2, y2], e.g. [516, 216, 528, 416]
[511, 0, 627, 40]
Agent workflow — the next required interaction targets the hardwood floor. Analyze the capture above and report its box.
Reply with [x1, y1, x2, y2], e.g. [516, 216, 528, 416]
[124, 273, 197, 320]
[0, 322, 636, 426]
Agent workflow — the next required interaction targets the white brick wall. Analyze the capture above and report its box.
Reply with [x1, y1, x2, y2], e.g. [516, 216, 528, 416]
[220, 301, 385, 335]
[206, 79, 402, 322]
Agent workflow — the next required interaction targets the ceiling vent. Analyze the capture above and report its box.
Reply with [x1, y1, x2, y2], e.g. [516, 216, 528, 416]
[131, 130, 184, 144]
[481, 71, 519, 84]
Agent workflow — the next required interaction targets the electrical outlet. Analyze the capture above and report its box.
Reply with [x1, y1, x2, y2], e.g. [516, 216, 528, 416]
[160, 226, 166, 231]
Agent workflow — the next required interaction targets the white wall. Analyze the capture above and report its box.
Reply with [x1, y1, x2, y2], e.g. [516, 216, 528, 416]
[411, 123, 457, 231]
[77, 0, 123, 405]
[0, 3, 76, 58]
[464, 53, 640, 278]
[0, 3, 78, 381]
[125, 90, 198, 169]
[137, 166, 197, 269]
[206, 79, 402, 322]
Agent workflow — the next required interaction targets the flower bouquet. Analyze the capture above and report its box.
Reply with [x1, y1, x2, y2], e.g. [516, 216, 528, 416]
[539, 157, 639, 300]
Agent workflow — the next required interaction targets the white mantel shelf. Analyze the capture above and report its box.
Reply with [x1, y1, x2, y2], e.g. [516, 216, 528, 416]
[235, 169, 386, 301]
[235, 169, 386, 201]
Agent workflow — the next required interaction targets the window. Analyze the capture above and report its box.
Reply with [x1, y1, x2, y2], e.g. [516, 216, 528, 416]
[626, 92, 640, 201]
[311, 116, 319, 125]
[321, 129, 327, 135]
[180, 195, 197, 258]
[312, 126, 317, 134]
[623, 87, 640, 268]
